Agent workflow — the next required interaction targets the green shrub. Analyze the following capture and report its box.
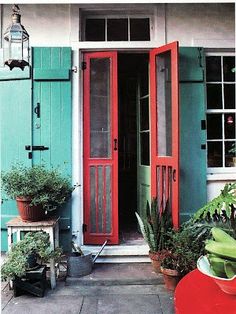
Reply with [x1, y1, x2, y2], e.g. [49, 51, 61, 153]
[1, 231, 62, 281]
[1, 164, 73, 211]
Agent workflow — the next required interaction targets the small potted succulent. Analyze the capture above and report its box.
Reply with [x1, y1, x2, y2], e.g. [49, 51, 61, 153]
[1, 164, 74, 221]
[1, 231, 62, 281]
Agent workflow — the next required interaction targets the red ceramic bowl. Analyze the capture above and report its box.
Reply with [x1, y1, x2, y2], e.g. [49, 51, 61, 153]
[197, 255, 236, 295]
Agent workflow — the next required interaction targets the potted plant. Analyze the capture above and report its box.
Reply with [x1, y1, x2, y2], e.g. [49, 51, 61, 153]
[160, 226, 205, 290]
[135, 198, 172, 273]
[1, 231, 62, 281]
[1, 164, 74, 221]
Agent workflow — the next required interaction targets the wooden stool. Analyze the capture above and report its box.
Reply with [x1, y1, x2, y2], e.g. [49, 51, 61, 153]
[7, 216, 59, 289]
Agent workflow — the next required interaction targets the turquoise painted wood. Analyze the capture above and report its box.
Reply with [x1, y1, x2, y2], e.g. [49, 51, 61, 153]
[33, 69, 70, 80]
[0, 67, 30, 80]
[32, 47, 72, 251]
[0, 77, 32, 251]
[179, 47, 204, 82]
[179, 47, 207, 222]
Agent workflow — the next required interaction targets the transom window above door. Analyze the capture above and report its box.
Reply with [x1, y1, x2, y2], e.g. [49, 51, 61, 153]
[82, 17, 151, 41]
[206, 54, 236, 171]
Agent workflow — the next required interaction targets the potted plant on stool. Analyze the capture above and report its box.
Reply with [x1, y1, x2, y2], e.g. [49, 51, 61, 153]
[1, 164, 73, 221]
[1, 231, 62, 281]
[135, 198, 172, 273]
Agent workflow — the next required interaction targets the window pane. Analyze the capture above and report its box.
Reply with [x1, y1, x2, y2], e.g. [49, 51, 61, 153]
[223, 56, 235, 82]
[206, 84, 222, 109]
[141, 132, 150, 165]
[224, 84, 235, 109]
[130, 18, 150, 41]
[206, 56, 221, 82]
[208, 142, 223, 167]
[225, 141, 236, 167]
[90, 58, 110, 158]
[85, 19, 105, 41]
[140, 97, 149, 131]
[156, 51, 172, 156]
[224, 113, 235, 139]
[107, 19, 128, 41]
[207, 114, 222, 139]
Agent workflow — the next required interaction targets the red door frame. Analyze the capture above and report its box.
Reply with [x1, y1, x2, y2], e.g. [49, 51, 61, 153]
[150, 41, 179, 229]
[83, 51, 118, 245]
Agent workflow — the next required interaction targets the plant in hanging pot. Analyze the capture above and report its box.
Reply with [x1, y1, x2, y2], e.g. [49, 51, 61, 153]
[1, 231, 62, 281]
[1, 164, 74, 221]
[135, 198, 172, 273]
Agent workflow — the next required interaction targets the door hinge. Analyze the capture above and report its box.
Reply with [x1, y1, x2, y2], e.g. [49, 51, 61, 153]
[82, 223, 87, 233]
[201, 144, 206, 150]
[201, 120, 206, 130]
[81, 61, 87, 70]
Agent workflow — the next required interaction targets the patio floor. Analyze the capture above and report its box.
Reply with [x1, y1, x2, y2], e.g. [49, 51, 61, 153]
[1, 262, 175, 314]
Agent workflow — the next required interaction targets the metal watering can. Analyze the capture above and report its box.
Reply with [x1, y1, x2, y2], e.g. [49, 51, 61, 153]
[67, 240, 107, 277]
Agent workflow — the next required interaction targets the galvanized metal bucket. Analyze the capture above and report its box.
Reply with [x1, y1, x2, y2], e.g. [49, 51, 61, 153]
[67, 241, 107, 277]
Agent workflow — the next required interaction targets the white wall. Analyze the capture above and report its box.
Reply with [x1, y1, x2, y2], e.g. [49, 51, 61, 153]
[1, 4, 71, 47]
[166, 3, 235, 48]
[1, 3, 235, 47]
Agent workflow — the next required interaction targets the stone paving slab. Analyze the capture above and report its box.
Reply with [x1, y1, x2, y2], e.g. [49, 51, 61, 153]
[66, 263, 163, 286]
[1, 263, 175, 314]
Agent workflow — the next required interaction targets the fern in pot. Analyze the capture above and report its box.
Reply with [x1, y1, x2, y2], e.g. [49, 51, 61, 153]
[135, 198, 172, 273]
[1, 164, 73, 221]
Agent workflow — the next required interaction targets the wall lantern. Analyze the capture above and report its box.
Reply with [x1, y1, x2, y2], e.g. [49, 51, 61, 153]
[3, 4, 29, 70]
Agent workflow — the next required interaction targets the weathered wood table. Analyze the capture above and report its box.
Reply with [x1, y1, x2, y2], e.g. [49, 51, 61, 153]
[6, 216, 60, 289]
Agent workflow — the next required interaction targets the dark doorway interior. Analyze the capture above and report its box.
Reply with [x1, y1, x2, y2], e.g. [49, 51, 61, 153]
[118, 53, 149, 243]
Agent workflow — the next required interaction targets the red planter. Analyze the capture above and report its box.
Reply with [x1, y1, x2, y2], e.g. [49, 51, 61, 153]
[161, 267, 182, 291]
[149, 250, 170, 273]
[149, 251, 162, 273]
[16, 197, 46, 222]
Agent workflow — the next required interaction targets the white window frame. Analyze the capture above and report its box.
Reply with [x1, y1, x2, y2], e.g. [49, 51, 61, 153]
[205, 51, 236, 177]
[80, 12, 155, 43]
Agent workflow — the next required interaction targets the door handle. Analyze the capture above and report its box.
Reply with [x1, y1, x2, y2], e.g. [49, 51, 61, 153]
[34, 102, 40, 118]
[114, 139, 118, 151]
[172, 169, 176, 182]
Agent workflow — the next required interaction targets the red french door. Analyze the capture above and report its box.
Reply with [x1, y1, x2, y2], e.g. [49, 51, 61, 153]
[150, 42, 179, 229]
[83, 51, 118, 244]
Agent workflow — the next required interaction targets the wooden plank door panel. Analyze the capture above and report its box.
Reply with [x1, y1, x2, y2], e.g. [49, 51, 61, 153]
[32, 47, 72, 251]
[150, 41, 179, 229]
[83, 52, 118, 245]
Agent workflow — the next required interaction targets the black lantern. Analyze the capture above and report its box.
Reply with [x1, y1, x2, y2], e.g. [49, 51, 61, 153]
[4, 4, 29, 70]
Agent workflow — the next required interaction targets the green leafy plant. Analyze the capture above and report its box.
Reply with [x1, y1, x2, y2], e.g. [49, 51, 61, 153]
[1, 231, 62, 281]
[1, 164, 74, 211]
[135, 198, 172, 253]
[161, 226, 203, 276]
[193, 182, 236, 237]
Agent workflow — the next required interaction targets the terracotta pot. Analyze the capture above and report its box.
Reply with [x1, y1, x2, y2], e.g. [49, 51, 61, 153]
[16, 197, 46, 222]
[149, 251, 162, 273]
[161, 267, 182, 291]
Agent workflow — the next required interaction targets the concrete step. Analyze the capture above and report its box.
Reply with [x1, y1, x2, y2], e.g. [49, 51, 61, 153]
[65, 263, 163, 287]
[54, 283, 168, 296]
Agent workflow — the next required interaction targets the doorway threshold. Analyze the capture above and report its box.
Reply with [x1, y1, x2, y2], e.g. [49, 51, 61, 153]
[81, 243, 150, 263]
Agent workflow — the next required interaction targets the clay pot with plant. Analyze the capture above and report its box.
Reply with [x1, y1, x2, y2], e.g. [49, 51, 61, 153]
[160, 227, 203, 291]
[1, 231, 62, 281]
[1, 164, 74, 222]
[136, 198, 172, 273]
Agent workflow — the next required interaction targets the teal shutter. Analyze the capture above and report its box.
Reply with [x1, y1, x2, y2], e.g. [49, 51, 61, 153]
[32, 47, 72, 251]
[0, 71, 32, 251]
[179, 47, 207, 222]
